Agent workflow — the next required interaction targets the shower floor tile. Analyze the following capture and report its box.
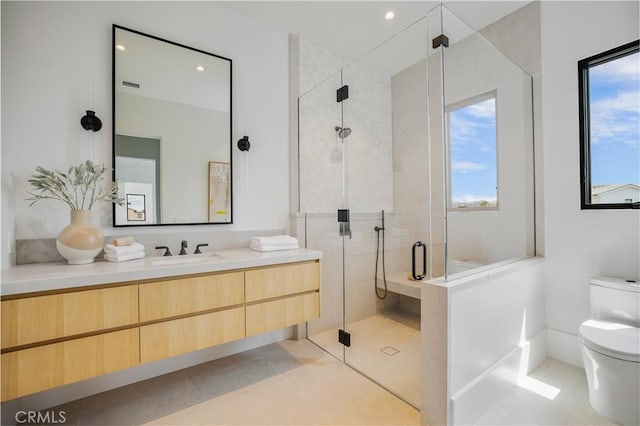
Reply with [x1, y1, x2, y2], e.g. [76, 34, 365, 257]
[309, 310, 421, 408]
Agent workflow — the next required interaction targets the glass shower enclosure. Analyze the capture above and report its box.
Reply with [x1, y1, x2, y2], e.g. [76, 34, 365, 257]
[297, 4, 535, 409]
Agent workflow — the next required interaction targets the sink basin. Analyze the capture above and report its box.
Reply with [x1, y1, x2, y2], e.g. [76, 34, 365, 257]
[150, 252, 224, 266]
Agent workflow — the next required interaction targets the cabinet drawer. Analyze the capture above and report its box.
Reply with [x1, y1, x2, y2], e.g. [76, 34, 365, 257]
[139, 272, 244, 322]
[140, 307, 245, 363]
[1, 328, 139, 401]
[245, 261, 320, 303]
[246, 292, 319, 336]
[1, 286, 139, 349]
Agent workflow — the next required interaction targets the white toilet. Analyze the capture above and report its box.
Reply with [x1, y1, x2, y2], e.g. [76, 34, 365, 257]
[579, 276, 640, 426]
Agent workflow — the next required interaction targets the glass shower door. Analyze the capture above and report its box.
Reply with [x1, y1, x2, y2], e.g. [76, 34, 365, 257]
[340, 17, 430, 409]
[300, 71, 347, 362]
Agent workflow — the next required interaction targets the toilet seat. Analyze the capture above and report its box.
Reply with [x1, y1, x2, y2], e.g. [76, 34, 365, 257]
[579, 319, 640, 363]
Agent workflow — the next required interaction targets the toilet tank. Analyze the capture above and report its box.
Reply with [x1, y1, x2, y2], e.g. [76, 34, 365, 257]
[590, 276, 640, 326]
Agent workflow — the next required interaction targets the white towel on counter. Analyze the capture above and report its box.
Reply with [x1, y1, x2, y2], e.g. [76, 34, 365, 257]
[250, 235, 298, 247]
[250, 243, 299, 252]
[250, 235, 299, 252]
[104, 251, 146, 262]
[104, 242, 145, 256]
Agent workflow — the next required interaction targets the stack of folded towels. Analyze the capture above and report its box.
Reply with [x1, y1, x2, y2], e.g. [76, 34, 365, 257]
[104, 236, 146, 262]
[250, 235, 299, 252]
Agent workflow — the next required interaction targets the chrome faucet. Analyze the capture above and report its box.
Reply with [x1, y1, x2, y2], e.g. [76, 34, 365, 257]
[179, 240, 188, 255]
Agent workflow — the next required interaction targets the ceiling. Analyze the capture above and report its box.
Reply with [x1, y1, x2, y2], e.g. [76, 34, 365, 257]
[220, 1, 531, 62]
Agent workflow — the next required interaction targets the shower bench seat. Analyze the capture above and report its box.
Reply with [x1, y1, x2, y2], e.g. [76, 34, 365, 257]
[376, 271, 422, 299]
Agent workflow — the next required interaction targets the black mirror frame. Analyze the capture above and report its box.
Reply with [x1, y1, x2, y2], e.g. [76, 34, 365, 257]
[112, 24, 233, 226]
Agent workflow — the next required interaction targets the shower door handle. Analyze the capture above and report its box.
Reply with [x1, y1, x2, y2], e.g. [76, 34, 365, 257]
[412, 241, 426, 281]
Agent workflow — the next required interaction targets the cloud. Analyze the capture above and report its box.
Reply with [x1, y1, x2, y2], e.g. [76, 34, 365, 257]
[465, 98, 496, 118]
[449, 98, 496, 148]
[451, 161, 487, 173]
[591, 52, 640, 81]
[591, 89, 640, 146]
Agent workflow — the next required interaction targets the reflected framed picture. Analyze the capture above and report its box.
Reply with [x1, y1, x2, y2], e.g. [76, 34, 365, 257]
[126, 193, 146, 221]
[208, 161, 230, 222]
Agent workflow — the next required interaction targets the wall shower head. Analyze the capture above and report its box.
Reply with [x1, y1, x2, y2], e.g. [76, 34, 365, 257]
[335, 126, 352, 139]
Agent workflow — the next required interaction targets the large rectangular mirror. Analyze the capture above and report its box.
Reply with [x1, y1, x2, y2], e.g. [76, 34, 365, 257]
[112, 25, 232, 226]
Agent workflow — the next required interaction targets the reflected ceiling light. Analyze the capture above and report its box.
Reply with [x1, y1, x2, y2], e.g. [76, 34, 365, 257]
[115, 44, 126, 51]
[385, 11, 395, 20]
[196, 65, 205, 72]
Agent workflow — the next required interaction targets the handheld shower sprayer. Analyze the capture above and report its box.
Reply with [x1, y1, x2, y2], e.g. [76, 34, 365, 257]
[374, 211, 385, 232]
[374, 210, 387, 299]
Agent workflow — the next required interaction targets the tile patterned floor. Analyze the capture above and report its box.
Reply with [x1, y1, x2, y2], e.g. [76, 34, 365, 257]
[45, 337, 619, 425]
[309, 311, 421, 408]
[50, 339, 420, 425]
[476, 357, 619, 426]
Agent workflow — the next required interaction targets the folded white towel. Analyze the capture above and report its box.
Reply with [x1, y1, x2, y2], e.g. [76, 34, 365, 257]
[104, 242, 145, 256]
[250, 243, 299, 252]
[104, 251, 145, 262]
[250, 235, 298, 246]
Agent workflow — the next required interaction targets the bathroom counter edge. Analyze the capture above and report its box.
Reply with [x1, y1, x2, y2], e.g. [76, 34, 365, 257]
[0, 248, 323, 296]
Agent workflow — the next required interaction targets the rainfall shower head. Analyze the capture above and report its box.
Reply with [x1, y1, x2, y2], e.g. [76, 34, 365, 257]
[335, 126, 352, 139]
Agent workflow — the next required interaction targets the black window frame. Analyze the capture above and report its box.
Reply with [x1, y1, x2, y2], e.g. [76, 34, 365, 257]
[578, 39, 640, 210]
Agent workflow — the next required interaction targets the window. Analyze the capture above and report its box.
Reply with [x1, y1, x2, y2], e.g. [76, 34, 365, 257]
[578, 40, 640, 209]
[447, 93, 498, 210]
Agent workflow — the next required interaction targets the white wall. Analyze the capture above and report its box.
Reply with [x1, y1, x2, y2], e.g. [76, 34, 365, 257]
[1, 1, 290, 268]
[448, 259, 546, 425]
[421, 258, 546, 426]
[540, 1, 640, 365]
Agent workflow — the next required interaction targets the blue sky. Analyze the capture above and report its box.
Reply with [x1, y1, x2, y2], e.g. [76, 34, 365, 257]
[589, 51, 640, 186]
[448, 97, 497, 204]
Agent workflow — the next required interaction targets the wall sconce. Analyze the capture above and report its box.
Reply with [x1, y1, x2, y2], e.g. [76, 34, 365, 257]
[237, 136, 250, 151]
[81, 110, 102, 132]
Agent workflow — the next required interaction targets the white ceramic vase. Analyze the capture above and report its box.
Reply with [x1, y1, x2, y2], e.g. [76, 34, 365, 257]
[56, 209, 104, 265]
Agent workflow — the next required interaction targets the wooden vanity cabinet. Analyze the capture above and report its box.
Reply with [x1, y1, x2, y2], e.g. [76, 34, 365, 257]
[1, 259, 320, 402]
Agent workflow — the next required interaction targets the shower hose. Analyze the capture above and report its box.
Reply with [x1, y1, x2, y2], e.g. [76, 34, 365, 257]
[374, 212, 388, 300]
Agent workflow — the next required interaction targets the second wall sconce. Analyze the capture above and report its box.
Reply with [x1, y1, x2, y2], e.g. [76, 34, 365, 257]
[81, 110, 102, 132]
[237, 136, 250, 151]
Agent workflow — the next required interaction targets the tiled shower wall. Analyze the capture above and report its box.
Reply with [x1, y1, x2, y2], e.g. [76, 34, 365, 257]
[296, 37, 430, 336]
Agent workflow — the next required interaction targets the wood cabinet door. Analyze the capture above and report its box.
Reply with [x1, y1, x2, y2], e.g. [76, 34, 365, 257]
[246, 293, 320, 337]
[1, 329, 139, 401]
[1, 286, 139, 349]
[245, 261, 320, 303]
[139, 272, 244, 322]
[140, 307, 245, 363]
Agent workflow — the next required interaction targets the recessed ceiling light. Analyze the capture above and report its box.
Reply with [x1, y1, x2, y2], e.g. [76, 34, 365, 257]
[385, 11, 395, 20]
[196, 65, 205, 72]
[115, 44, 126, 51]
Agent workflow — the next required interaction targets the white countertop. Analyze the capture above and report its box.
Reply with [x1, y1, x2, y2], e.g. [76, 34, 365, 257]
[1, 248, 323, 296]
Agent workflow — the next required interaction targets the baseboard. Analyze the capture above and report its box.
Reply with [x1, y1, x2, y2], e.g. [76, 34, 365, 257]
[546, 326, 583, 367]
[450, 327, 547, 425]
[1, 328, 292, 424]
